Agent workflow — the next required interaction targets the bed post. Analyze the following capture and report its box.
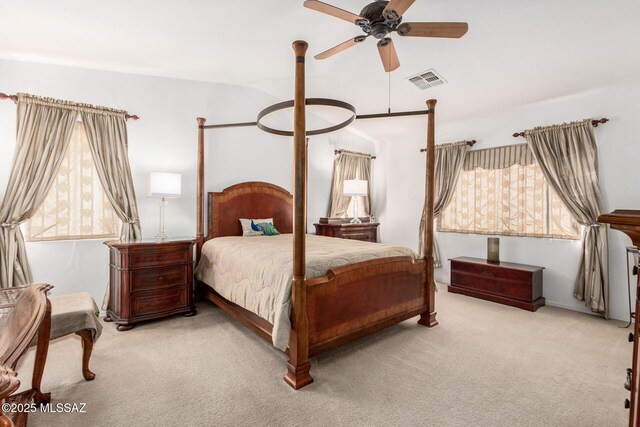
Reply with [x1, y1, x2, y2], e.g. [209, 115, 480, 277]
[196, 117, 206, 262]
[418, 99, 438, 328]
[284, 40, 313, 390]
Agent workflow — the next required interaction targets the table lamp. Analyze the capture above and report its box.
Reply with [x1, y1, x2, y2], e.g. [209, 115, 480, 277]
[343, 179, 368, 224]
[147, 172, 181, 240]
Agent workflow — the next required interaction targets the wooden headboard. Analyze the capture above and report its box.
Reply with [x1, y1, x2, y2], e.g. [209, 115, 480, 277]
[206, 182, 294, 240]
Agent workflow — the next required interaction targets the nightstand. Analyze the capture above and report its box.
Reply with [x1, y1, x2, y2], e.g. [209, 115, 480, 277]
[314, 218, 379, 242]
[104, 238, 196, 331]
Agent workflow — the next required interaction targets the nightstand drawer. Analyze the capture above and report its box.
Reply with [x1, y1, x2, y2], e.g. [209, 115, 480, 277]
[129, 249, 190, 268]
[132, 287, 188, 316]
[314, 220, 379, 243]
[341, 232, 374, 241]
[131, 265, 189, 292]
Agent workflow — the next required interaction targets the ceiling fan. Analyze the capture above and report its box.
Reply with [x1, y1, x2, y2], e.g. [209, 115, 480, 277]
[304, 0, 468, 72]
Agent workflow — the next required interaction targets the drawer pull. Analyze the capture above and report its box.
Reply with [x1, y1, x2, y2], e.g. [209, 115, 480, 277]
[480, 269, 497, 279]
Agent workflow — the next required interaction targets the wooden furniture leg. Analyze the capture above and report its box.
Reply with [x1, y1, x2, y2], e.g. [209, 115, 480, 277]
[284, 40, 314, 390]
[74, 330, 96, 381]
[0, 367, 18, 427]
[33, 299, 51, 405]
[418, 99, 438, 328]
[196, 117, 206, 262]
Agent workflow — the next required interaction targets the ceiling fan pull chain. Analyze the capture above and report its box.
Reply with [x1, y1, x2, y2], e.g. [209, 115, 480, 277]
[388, 55, 392, 114]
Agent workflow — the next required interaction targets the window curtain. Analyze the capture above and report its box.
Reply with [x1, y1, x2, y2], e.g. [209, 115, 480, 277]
[0, 94, 78, 288]
[328, 151, 373, 218]
[525, 119, 608, 317]
[418, 141, 467, 267]
[80, 111, 141, 240]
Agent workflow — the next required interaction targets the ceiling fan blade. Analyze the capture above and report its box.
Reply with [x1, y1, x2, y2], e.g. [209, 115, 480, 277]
[377, 38, 400, 72]
[383, 0, 416, 20]
[304, 0, 366, 24]
[397, 22, 469, 38]
[315, 36, 367, 60]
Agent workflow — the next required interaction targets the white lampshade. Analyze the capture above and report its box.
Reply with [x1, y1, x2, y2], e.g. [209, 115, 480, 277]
[147, 172, 181, 198]
[343, 179, 368, 197]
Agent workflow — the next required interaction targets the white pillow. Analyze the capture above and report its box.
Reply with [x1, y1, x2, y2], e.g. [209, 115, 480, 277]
[239, 218, 274, 237]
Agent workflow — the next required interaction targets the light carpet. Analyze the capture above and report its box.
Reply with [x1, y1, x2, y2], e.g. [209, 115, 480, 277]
[16, 286, 629, 426]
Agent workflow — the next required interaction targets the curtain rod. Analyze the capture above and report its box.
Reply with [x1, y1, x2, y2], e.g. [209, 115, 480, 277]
[0, 92, 140, 121]
[512, 118, 608, 138]
[420, 140, 476, 152]
[334, 149, 376, 159]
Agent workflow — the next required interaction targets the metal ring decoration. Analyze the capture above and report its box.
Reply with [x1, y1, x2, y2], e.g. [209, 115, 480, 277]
[256, 98, 356, 137]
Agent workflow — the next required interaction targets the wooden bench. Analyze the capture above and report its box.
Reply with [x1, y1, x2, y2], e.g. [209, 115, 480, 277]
[0, 288, 102, 382]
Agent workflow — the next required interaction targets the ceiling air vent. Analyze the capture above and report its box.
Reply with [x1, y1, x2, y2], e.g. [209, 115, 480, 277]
[407, 69, 447, 90]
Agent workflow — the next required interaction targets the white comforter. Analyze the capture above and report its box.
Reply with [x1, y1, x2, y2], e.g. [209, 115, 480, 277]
[195, 234, 418, 350]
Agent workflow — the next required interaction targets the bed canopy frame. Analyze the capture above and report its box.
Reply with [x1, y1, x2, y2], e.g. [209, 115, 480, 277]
[195, 40, 437, 389]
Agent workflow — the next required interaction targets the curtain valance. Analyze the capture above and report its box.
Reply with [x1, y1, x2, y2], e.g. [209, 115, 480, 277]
[463, 143, 534, 171]
[17, 93, 128, 118]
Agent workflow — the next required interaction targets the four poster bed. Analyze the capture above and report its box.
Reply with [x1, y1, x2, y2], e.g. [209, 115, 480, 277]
[194, 40, 438, 389]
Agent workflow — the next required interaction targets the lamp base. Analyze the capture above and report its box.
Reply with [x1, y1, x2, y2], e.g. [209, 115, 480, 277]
[156, 198, 169, 241]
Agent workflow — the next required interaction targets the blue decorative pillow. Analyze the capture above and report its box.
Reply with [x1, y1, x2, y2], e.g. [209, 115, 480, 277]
[257, 222, 280, 236]
[251, 220, 264, 232]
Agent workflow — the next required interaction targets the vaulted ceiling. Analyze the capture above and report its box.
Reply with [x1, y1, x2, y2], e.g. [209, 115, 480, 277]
[1, 0, 639, 124]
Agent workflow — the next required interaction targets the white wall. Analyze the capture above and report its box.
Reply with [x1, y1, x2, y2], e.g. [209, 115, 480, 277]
[0, 59, 374, 305]
[373, 82, 640, 321]
[4, 57, 635, 321]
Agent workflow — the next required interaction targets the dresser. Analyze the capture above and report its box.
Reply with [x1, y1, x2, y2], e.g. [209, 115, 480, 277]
[314, 218, 379, 242]
[104, 238, 196, 331]
[448, 257, 545, 311]
[598, 210, 640, 424]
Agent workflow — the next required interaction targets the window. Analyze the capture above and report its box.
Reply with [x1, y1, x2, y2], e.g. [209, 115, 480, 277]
[28, 121, 118, 241]
[438, 145, 580, 239]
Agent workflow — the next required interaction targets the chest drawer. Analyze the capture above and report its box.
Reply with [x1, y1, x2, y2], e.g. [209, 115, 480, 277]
[451, 260, 532, 283]
[448, 257, 544, 312]
[451, 271, 531, 301]
[131, 287, 188, 317]
[131, 265, 190, 292]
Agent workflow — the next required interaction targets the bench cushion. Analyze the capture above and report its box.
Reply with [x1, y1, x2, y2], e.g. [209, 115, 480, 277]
[50, 292, 102, 342]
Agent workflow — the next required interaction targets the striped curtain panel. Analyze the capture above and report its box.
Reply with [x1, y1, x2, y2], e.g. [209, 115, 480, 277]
[328, 151, 373, 218]
[0, 94, 77, 288]
[525, 120, 608, 317]
[418, 141, 468, 267]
